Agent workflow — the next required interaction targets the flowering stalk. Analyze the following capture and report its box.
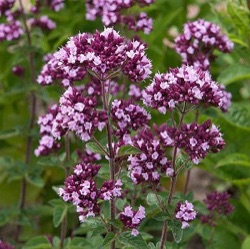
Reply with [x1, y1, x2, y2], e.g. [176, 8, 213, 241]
[60, 135, 70, 248]
[100, 76, 116, 249]
[160, 103, 186, 249]
[15, 0, 37, 241]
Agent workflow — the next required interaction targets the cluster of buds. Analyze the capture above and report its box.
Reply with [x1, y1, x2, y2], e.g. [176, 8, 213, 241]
[37, 53, 86, 87]
[175, 19, 234, 70]
[143, 65, 231, 113]
[85, 78, 122, 97]
[59, 162, 123, 222]
[120, 205, 146, 236]
[85, 0, 153, 34]
[127, 128, 172, 184]
[0, 240, 14, 249]
[77, 149, 101, 164]
[31, 0, 64, 13]
[128, 84, 142, 101]
[111, 99, 151, 138]
[158, 120, 225, 164]
[29, 16, 56, 31]
[50, 28, 151, 82]
[51, 87, 108, 141]
[200, 191, 234, 226]
[0, 0, 15, 16]
[35, 104, 61, 157]
[0, 19, 23, 42]
[175, 200, 197, 229]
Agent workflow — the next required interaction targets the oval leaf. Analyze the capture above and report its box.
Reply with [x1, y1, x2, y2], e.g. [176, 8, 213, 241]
[86, 142, 105, 155]
[117, 145, 141, 157]
[53, 205, 67, 228]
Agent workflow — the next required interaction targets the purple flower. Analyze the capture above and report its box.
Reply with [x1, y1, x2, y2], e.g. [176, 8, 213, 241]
[120, 205, 146, 236]
[128, 84, 142, 101]
[143, 65, 229, 113]
[158, 120, 225, 164]
[35, 104, 61, 156]
[59, 162, 123, 222]
[111, 99, 151, 138]
[29, 15, 56, 31]
[12, 65, 25, 77]
[0, 0, 15, 16]
[127, 129, 171, 184]
[175, 200, 197, 229]
[85, 0, 154, 34]
[0, 20, 23, 42]
[53, 27, 152, 82]
[175, 19, 234, 70]
[52, 87, 108, 141]
[200, 191, 234, 226]
[37, 53, 86, 87]
[0, 240, 14, 249]
[77, 148, 102, 164]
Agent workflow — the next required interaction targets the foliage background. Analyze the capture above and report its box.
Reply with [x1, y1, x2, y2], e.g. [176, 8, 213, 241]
[0, 0, 250, 248]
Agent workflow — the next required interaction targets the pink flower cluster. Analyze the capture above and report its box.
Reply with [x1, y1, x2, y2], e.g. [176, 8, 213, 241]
[29, 16, 56, 31]
[127, 129, 172, 184]
[122, 12, 153, 34]
[200, 191, 234, 226]
[85, 78, 122, 97]
[142, 65, 231, 113]
[175, 19, 234, 70]
[59, 162, 123, 222]
[0, 240, 14, 249]
[120, 205, 146, 236]
[35, 104, 61, 157]
[175, 200, 197, 229]
[37, 53, 86, 87]
[77, 149, 102, 164]
[0, 20, 23, 41]
[31, 0, 64, 13]
[158, 120, 225, 164]
[85, 0, 153, 34]
[0, 0, 15, 16]
[52, 27, 152, 82]
[111, 99, 151, 138]
[51, 87, 108, 141]
[128, 84, 142, 101]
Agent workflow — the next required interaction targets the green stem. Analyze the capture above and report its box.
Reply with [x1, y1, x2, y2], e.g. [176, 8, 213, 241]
[101, 78, 116, 249]
[159, 103, 186, 249]
[60, 135, 70, 248]
[15, 0, 37, 242]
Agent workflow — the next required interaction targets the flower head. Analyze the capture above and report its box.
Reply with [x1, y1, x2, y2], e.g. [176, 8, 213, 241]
[175, 19, 234, 70]
[120, 205, 146, 236]
[143, 65, 229, 112]
[175, 200, 197, 229]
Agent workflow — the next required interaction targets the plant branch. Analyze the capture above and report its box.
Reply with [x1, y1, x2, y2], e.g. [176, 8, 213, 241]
[159, 103, 186, 248]
[15, 0, 37, 242]
[92, 136, 109, 157]
[101, 77, 116, 249]
[60, 135, 70, 248]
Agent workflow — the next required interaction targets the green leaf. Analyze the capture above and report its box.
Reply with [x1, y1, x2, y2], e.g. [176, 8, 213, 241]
[53, 205, 67, 228]
[168, 220, 183, 243]
[117, 145, 141, 157]
[216, 154, 250, 168]
[92, 224, 106, 236]
[24, 236, 52, 249]
[227, 2, 250, 32]
[221, 102, 250, 130]
[86, 142, 106, 155]
[242, 236, 250, 249]
[119, 231, 147, 249]
[103, 232, 115, 246]
[0, 127, 20, 139]
[146, 193, 162, 206]
[0, 208, 19, 226]
[153, 211, 170, 221]
[25, 174, 44, 188]
[217, 64, 250, 86]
